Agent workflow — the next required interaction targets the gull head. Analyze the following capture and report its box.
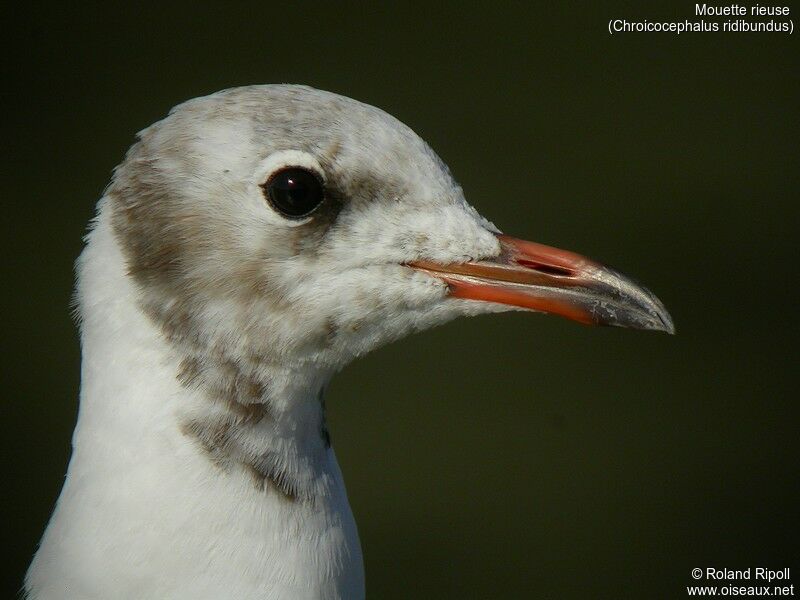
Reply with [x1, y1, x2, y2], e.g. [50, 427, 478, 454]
[108, 85, 673, 379]
[28, 85, 674, 600]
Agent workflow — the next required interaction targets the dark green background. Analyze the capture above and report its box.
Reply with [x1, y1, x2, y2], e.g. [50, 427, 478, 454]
[3, 2, 798, 598]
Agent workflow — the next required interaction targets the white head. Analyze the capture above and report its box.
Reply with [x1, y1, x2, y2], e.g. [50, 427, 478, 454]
[107, 85, 671, 388]
[108, 86, 504, 381]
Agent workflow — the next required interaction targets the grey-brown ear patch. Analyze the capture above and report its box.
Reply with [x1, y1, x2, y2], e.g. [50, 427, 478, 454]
[141, 299, 202, 349]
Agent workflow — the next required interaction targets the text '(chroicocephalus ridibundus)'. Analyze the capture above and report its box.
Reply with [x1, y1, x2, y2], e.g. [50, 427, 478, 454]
[26, 85, 673, 600]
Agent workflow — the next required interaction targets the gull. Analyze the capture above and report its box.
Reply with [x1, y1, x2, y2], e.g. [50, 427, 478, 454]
[26, 85, 673, 600]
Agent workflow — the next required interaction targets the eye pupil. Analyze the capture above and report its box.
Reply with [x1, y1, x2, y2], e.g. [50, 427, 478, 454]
[263, 167, 324, 218]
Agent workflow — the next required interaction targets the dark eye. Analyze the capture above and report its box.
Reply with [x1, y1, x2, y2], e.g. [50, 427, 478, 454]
[262, 167, 325, 218]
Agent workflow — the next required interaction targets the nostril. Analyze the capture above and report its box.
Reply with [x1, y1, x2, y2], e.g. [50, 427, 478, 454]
[516, 259, 575, 277]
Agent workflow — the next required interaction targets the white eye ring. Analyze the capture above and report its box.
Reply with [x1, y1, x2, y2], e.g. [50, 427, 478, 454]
[251, 150, 326, 226]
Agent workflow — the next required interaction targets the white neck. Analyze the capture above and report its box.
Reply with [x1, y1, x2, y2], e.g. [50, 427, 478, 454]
[26, 204, 365, 600]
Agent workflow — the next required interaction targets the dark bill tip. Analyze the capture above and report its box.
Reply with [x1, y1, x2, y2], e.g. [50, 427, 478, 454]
[409, 234, 675, 335]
